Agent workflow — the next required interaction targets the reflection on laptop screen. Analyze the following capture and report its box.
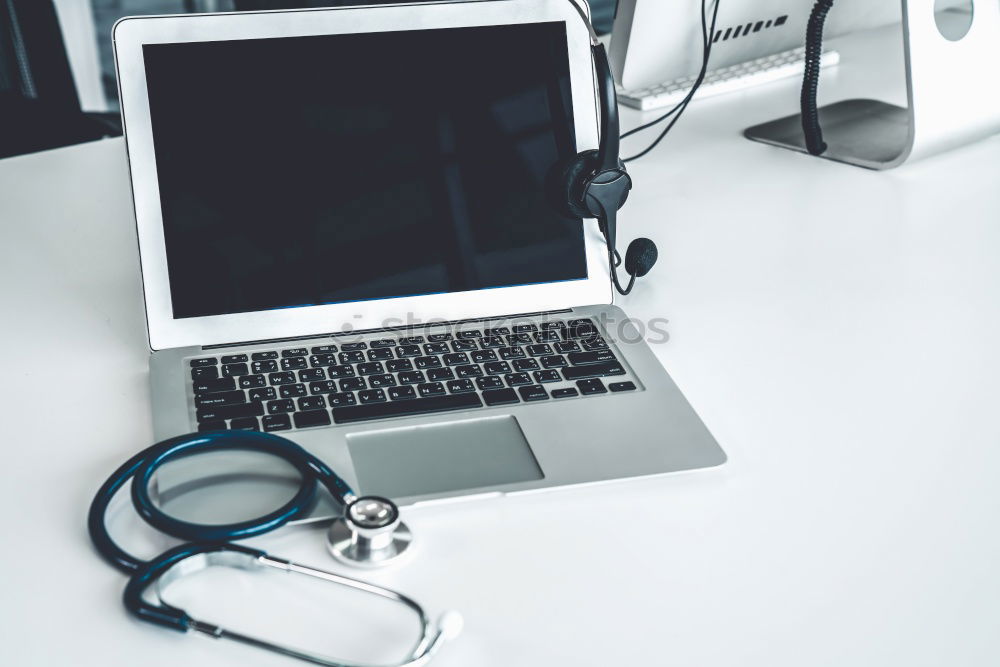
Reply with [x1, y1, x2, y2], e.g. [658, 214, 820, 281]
[142, 22, 585, 320]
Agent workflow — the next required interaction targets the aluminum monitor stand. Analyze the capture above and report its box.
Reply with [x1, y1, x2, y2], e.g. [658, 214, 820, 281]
[744, 0, 1000, 170]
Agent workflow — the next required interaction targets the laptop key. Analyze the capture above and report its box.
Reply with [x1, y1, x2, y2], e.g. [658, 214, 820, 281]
[370, 339, 395, 348]
[386, 358, 413, 372]
[252, 360, 278, 373]
[339, 377, 365, 392]
[518, 385, 549, 402]
[389, 386, 416, 401]
[398, 371, 425, 385]
[414, 355, 442, 369]
[327, 364, 355, 378]
[191, 366, 219, 380]
[505, 373, 532, 387]
[193, 377, 236, 394]
[609, 381, 637, 392]
[230, 417, 260, 431]
[513, 323, 538, 333]
[358, 389, 387, 404]
[541, 355, 567, 368]
[582, 337, 609, 351]
[480, 336, 505, 349]
[526, 344, 553, 356]
[268, 371, 296, 385]
[506, 334, 532, 345]
[310, 354, 338, 367]
[482, 388, 519, 406]
[484, 361, 511, 375]
[541, 321, 566, 330]
[471, 350, 497, 363]
[555, 341, 580, 353]
[568, 350, 617, 366]
[222, 363, 250, 377]
[309, 380, 338, 394]
[484, 327, 510, 336]
[456, 330, 482, 339]
[196, 401, 264, 422]
[332, 392, 482, 424]
[562, 362, 625, 381]
[279, 384, 307, 398]
[357, 362, 384, 376]
[339, 351, 365, 364]
[533, 370, 561, 384]
[576, 378, 608, 395]
[418, 382, 446, 397]
[368, 374, 396, 388]
[298, 368, 325, 382]
[195, 390, 245, 408]
[443, 352, 469, 366]
[190, 358, 217, 368]
[311, 345, 338, 354]
[280, 357, 307, 371]
[513, 359, 539, 372]
[451, 339, 478, 352]
[397, 336, 425, 345]
[551, 388, 579, 399]
[396, 345, 421, 358]
[447, 379, 476, 394]
[423, 343, 449, 355]
[262, 414, 292, 432]
[533, 331, 560, 343]
[427, 367, 454, 381]
[499, 347, 525, 360]
[328, 392, 356, 407]
[427, 333, 453, 342]
[198, 420, 226, 432]
[476, 376, 503, 391]
[341, 342, 367, 351]
[267, 399, 295, 414]
[239, 374, 266, 389]
[456, 364, 483, 378]
[298, 396, 326, 411]
[367, 348, 394, 361]
[281, 348, 308, 357]
[294, 410, 331, 429]
[248, 387, 277, 402]
[251, 351, 279, 361]
[222, 354, 249, 364]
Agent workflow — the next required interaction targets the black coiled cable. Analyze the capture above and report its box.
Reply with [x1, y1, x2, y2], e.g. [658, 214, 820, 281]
[801, 0, 835, 156]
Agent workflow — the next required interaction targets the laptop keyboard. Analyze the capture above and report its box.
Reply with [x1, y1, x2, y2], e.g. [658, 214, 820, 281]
[188, 318, 640, 433]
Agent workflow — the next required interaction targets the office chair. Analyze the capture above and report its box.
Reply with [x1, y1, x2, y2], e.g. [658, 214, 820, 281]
[0, 0, 121, 159]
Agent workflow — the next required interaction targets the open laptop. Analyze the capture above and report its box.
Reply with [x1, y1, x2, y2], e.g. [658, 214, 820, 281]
[114, 0, 725, 517]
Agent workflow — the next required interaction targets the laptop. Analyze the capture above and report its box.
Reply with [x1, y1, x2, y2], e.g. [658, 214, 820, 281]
[113, 0, 725, 518]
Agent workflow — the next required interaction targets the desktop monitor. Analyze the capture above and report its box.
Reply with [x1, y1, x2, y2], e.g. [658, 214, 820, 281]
[609, 0, 967, 92]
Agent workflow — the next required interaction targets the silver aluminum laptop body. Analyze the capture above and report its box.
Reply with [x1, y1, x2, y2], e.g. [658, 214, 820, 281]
[116, 0, 725, 519]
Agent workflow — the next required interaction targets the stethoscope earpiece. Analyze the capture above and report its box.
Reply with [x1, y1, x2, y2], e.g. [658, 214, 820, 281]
[327, 495, 414, 568]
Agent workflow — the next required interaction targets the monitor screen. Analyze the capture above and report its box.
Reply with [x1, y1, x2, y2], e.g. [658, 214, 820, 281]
[142, 22, 585, 320]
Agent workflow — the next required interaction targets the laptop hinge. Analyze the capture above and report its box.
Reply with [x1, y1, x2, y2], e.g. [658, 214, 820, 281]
[201, 308, 575, 350]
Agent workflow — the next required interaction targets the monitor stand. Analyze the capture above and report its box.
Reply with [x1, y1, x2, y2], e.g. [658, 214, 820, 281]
[745, 1, 1000, 170]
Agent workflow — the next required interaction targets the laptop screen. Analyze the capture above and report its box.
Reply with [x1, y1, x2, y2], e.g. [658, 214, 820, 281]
[142, 22, 585, 320]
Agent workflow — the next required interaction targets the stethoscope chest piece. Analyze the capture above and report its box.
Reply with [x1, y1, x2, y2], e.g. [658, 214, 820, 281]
[327, 495, 413, 568]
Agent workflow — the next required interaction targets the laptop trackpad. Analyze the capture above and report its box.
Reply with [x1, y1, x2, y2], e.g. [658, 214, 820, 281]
[346, 415, 543, 499]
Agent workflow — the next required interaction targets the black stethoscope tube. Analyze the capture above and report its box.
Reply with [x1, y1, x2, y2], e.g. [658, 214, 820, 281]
[88, 430, 355, 574]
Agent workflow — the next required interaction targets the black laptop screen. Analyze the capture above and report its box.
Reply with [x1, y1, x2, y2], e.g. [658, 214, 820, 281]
[142, 22, 585, 320]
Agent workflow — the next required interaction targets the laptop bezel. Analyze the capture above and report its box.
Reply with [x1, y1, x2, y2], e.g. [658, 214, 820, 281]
[114, 0, 613, 351]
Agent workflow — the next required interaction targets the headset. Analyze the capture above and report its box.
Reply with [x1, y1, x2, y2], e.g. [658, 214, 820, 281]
[553, 1, 658, 296]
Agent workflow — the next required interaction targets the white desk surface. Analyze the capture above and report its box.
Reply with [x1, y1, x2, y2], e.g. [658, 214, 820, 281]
[2, 26, 999, 667]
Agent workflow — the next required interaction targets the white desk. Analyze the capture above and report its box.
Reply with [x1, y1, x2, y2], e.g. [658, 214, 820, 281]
[2, 26, 999, 667]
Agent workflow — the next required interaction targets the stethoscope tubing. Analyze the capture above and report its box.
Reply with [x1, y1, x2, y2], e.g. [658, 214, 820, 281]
[87, 430, 355, 574]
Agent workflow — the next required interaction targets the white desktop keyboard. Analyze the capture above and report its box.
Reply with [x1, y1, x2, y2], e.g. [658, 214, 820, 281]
[616, 47, 841, 111]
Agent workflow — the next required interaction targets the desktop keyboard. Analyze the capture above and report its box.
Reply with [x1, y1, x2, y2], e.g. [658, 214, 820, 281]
[616, 47, 841, 111]
[187, 318, 640, 433]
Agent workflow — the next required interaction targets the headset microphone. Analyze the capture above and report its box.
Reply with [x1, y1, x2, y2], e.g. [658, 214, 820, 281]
[557, 2, 658, 296]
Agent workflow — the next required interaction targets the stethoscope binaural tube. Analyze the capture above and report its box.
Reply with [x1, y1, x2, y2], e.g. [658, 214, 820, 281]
[87, 430, 461, 667]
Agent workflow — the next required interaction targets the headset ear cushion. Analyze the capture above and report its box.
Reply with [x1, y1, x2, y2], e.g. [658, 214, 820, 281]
[546, 150, 600, 219]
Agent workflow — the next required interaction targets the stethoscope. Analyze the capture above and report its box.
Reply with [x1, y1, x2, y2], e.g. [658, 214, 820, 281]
[88, 430, 462, 667]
